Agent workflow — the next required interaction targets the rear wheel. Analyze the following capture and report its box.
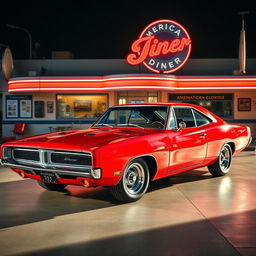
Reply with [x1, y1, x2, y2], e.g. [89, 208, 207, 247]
[110, 158, 149, 203]
[37, 181, 67, 191]
[208, 143, 232, 177]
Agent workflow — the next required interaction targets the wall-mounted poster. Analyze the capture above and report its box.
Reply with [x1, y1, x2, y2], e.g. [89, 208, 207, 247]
[73, 99, 92, 112]
[6, 99, 18, 118]
[238, 98, 251, 112]
[6, 95, 32, 118]
[20, 99, 32, 118]
[47, 101, 54, 113]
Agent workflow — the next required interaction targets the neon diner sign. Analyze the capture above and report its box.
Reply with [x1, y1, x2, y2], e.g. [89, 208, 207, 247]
[127, 19, 192, 73]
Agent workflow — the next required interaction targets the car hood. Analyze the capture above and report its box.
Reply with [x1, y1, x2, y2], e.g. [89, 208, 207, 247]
[4, 127, 160, 152]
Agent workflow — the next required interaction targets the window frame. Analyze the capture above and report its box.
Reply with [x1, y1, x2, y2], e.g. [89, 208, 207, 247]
[192, 109, 212, 127]
[94, 105, 169, 130]
[168, 106, 213, 129]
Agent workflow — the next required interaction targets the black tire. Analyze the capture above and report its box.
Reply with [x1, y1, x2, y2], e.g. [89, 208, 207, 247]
[208, 143, 232, 177]
[110, 158, 150, 203]
[37, 180, 67, 191]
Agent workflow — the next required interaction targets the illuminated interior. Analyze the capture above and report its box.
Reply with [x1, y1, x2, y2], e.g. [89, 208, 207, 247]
[118, 91, 158, 104]
[57, 94, 107, 119]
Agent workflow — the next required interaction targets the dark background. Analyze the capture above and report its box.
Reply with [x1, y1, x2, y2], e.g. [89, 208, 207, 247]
[0, 0, 256, 59]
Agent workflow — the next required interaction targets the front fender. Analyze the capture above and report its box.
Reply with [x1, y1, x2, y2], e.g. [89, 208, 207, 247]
[94, 133, 170, 186]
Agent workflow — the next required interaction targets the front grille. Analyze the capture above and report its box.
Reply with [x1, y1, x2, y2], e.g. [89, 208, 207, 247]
[13, 148, 40, 162]
[51, 152, 92, 166]
[8, 147, 92, 172]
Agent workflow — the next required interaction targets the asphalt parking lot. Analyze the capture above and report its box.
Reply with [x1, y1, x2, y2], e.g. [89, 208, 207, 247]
[0, 151, 255, 256]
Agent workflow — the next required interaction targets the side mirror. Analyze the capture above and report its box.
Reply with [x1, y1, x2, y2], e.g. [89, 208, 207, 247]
[179, 121, 186, 129]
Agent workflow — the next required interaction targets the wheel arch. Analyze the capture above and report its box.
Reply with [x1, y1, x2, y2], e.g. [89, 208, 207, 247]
[130, 154, 158, 181]
[226, 141, 235, 154]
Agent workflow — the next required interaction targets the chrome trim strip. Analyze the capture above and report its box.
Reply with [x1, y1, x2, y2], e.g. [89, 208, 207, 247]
[49, 151, 92, 166]
[2, 162, 92, 178]
[12, 148, 41, 165]
[49, 151, 91, 156]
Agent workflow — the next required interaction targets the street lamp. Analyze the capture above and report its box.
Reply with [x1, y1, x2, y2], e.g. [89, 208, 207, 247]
[6, 24, 32, 59]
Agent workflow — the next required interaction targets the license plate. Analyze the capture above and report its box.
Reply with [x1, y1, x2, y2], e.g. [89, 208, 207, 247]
[40, 171, 57, 183]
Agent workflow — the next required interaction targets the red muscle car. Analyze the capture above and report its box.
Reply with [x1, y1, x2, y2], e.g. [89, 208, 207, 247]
[0, 103, 252, 202]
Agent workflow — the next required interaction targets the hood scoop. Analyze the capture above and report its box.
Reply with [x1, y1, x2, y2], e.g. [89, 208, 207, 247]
[84, 129, 118, 137]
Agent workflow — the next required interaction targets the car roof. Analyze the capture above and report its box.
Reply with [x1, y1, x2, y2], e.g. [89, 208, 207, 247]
[112, 102, 199, 108]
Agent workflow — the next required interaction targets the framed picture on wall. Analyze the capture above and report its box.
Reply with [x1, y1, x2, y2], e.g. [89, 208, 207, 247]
[6, 95, 32, 118]
[238, 98, 251, 111]
[20, 99, 32, 118]
[47, 101, 54, 113]
[6, 99, 18, 118]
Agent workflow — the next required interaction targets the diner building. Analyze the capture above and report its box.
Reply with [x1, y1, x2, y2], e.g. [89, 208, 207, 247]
[1, 57, 256, 140]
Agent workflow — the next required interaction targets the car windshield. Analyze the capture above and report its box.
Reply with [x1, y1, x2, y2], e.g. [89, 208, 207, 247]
[93, 106, 168, 130]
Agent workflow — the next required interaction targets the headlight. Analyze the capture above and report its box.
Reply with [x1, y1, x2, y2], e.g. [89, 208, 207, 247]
[2, 147, 12, 159]
[91, 168, 101, 179]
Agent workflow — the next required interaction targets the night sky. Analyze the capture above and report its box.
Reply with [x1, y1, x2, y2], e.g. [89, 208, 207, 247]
[1, 1, 256, 60]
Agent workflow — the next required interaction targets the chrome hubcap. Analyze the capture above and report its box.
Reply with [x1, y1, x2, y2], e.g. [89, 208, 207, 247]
[123, 163, 145, 196]
[220, 146, 231, 173]
[127, 171, 137, 186]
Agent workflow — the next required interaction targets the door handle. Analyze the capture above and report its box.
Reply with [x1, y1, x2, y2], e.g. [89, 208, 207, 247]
[198, 133, 206, 137]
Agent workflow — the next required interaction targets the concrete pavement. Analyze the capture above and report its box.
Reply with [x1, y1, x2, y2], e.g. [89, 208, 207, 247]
[0, 151, 255, 256]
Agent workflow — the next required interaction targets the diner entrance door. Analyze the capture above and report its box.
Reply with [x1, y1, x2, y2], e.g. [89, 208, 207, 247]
[118, 91, 159, 105]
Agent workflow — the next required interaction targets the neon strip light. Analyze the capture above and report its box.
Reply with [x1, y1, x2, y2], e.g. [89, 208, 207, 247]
[8, 86, 256, 92]
[8, 76, 256, 85]
[8, 75, 256, 93]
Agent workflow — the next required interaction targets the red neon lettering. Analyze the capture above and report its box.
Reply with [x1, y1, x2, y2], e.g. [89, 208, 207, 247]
[127, 36, 154, 65]
[153, 40, 169, 56]
[127, 36, 191, 65]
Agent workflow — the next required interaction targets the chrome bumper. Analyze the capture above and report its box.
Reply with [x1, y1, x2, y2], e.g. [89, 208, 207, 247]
[247, 137, 253, 147]
[1, 161, 93, 178]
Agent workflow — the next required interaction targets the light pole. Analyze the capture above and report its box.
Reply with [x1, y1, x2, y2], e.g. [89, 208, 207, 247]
[6, 24, 32, 59]
[238, 11, 249, 75]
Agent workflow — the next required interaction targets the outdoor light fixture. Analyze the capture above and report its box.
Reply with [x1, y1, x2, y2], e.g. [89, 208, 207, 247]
[238, 11, 249, 75]
[6, 24, 32, 59]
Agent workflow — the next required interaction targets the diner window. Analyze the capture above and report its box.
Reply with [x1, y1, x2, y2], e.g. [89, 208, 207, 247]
[57, 94, 107, 119]
[118, 91, 159, 104]
[169, 94, 233, 119]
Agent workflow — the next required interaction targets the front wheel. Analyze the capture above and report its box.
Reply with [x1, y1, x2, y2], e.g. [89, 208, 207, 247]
[110, 158, 150, 203]
[37, 180, 67, 191]
[208, 143, 232, 177]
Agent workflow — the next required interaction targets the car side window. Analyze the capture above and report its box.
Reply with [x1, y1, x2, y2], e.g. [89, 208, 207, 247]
[173, 107, 196, 128]
[193, 109, 211, 126]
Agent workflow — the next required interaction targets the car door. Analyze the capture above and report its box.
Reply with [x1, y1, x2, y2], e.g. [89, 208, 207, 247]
[167, 106, 208, 171]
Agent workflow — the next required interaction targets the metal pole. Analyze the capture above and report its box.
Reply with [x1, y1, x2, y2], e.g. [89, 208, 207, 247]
[237, 11, 249, 75]
[6, 24, 32, 59]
